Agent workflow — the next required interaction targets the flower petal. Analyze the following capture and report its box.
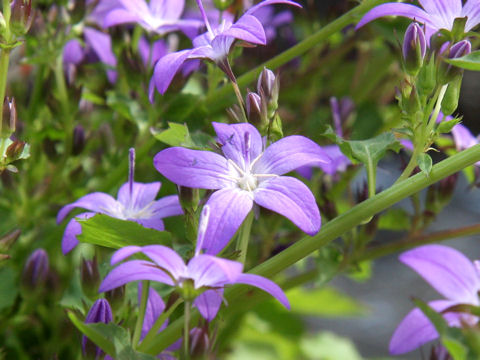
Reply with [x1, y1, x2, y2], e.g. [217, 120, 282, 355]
[317, 145, 350, 176]
[212, 122, 263, 169]
[63, 39, 85, 65]
[57, 192, 118, 223]
[83, 27, 117, 83]
[254, 176, 321, 235]
[117, 181, 161, 209]
[389, 299, 459, 355]
[222, 14, 266, 44]
[452, 124, 478, 151]
[253, 135, 330, 176]
[133, 218, 165, 231]
[197, 188, 254, 255]
[61, 212, 95, 254]
[235, 273, 290, 309]
[187, 254, 243, 288]
[139, 284, 167, 339]
[463, 0, 480, 31]
[154, 147, 234, 190]
[400, 245, 480, 303]
[356, 3, 433, 29]
[193, 289, 224, 321]
[245, 0, 302, 16]
[103, 8, 141, 27]
[151, 195, 183, 218]
[99, 260, 175, 292]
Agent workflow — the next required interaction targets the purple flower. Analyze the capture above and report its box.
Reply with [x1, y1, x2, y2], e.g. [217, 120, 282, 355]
[57, 148, 183, 254]
[99, 229, 290, 321]
[138, 283, 167, 340]
[63, 27, 117, 83]
[103, 0, 203, 35]
[357, 0, 480, 41]
[154, 122, 328, 255]
[22, 249, 49, 289]
[138, 37, 168, 69]
[296, 145, 350, 180]
[249, 5, 294, 42]
[389, 245, 480, 355]
[150, 0, 301, 96]
[83, 299, 113, 359]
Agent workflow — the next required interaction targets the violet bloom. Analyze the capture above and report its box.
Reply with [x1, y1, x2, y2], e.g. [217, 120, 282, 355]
[151, 0, 301, 96]
[99, 211, 290, 321]
[103, 0, 203, 35]
[154, 122, 328, 255]
[22, 249, 49, 290]
[57, 149, 183, 254]
[63, 27, 117, 83]
[390, 245, 480, 355]
[83, 299, 113, 359]
[357, 0, 480, 40]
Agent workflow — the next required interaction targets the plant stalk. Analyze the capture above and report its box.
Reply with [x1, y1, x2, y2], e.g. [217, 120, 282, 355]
[133, 280, 150, 348]
[235, 211, 254, 265]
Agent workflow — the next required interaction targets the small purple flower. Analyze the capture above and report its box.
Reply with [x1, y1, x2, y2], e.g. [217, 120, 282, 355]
[357, 0, 480, 41]
[57, 148, 183, 254]
[154, 122, 328, 255]
[83, 299, 113, 359]
[150, 0, 301, 96]
[63, 27, 117, 83]
[403, 22, 427, 75]
[138, 37, 168, 69]
[103, 0, 203, 35]
[22, 249, 49, 289]
[389, 245, 480, 355]
[99, 209, 290, 321]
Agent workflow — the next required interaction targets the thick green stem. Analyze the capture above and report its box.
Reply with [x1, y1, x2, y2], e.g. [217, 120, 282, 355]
[352, 223, 480, 263]
[366, 159, 376, 198]
[145, 144, 480, 354]
[235, 211, 254, 265]
[133, 280, 149, 348]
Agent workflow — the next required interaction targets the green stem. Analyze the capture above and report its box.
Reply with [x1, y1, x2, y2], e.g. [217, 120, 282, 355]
[352, 223, 480, 263]
[366, 158, 376, 198]
[235, 211, 254, 265]
[231, 80, 247, 122]
[138, 297, 183, 353]
[145, 143, 480, 354]
[133, 280, 149, 348]
[396, 142, 422, 183]
[425, 84, 448, 139]
[183, 301, 191, 360]
[0, 49, 11, 134]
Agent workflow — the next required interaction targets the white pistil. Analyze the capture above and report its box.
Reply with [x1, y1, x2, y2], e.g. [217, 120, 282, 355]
[226, 158, 278, 192]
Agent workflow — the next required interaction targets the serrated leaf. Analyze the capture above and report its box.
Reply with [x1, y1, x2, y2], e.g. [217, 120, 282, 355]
[77, 214, 172, 249]
[417, 153, 433, 175]
[444, 51, 480, 71]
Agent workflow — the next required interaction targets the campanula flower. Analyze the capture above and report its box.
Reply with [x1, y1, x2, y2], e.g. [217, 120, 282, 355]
[154, 122, 328, 255]
[357, 0, 480, 41]
[83, 299, 113, 359]
[99, 213, 290, 321]
[103, 0, 203, 35]
[151, 0, 301, 96]
[389, 245, 480, 355]
[57, 149, 183, 254]
[22, 249, 49, 290]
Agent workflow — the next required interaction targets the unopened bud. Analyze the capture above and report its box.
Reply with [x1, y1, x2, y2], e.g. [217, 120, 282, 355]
[178, 186, 199, 212]
[105, 285, 125, 313]
[257, 68, 279, 116]
[11, 0, 33, 36]
[81, 257, 100, 300]
[191, 325, 210, 358]
[403, 22, 426, 76]
[22, 249, 49, 291]
[213, 0, 234, 11]
[72, 125, 86, 156]
[246, 92, 264, 126]
[0, 229, 20, 252]
[2, 97, 16, 138]
[441, 76, 462, 116]
[5, 140, 25, 162]
[438, 40, 471, 84]
[417, 58, 436, 95]
[404, 86, 421, 116]
[83, 299, 113, 359]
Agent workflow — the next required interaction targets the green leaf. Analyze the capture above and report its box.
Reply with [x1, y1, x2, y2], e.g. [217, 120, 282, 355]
[300, 332, 363, 360]
[413, 298, 448, 335]
[287, 286, 366, 317]
[77, 214, 172, 249]
[444, 51, 480, 71]
[443, 336, 468, 360]
[67, 312, 116, 356]
[417, 153, 433, 175]
[152, 122, 211, 149]
[378, 208, 411, 230]
[437, 118, 461, 134]
[106, 92, 149, 131]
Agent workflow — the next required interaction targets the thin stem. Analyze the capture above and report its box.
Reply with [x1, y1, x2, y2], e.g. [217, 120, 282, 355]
[425, 84, 448, 139]
[235, 211, 254, 265]
[352, 223, 480, 263]
[133, 280, 150, 348]
[396, 143, 422, 183]
[183, 301, 191, 360]
[0, 49, 11, 134]
[138, 297, 184, 353]
[366, 158, 376, 198]
[144, 144, 480, 354]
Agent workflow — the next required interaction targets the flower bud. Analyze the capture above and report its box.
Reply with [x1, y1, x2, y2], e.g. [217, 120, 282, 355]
[213, 0, 234, 11]
[245, 92, 264, 126]
[2, 97, 16, 138]
[0, 228, 20, 253]
[10, 0, 33, 36]
[417, 58, 436, 96]
[22, 249, 49, 291]
[441, 76, 462, 116]
[190, 325, 210, 358]
[438, 40, 471, 84]
[72, 125, 86, 156]
[83, 299, 113, 359]
[105, 285, 125, 313]
[5, 140, 25, 162]
[257, 68, 279, 116]
[81, 257, 100, 300]
[403, 85, 421, 116]
[403, 22, 426, 76]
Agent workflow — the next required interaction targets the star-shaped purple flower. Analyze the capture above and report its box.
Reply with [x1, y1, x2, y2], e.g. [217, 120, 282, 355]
[154, 122, 329, 255]
[103, 0, 203, 35]
[357, 0, 480, 40]
[57, 149, 183, 254]
[99, 208, 290, 321]
[151, 0, 301, 96]
[389, 245, 480, 355]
